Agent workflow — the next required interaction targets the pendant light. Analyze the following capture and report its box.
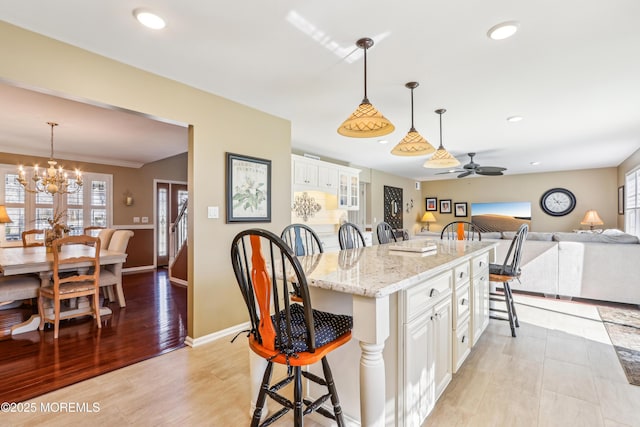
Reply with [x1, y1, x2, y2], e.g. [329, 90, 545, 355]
[423, 109, 460, 168]
[391, 82, 435, 156]
[337, 37, 395, 138]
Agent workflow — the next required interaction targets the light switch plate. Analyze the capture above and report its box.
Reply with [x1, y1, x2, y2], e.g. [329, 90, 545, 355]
[208, 206, 219, 219]
[141, 217, 149, 223]
[133, 217, 140, 223]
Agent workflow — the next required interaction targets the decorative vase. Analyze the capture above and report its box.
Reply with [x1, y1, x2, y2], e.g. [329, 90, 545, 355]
[44, 227, 64, 252]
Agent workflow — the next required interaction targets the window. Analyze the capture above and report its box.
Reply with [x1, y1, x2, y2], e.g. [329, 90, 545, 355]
[625, 167, 640, 238]
[0, 164, 112, 245]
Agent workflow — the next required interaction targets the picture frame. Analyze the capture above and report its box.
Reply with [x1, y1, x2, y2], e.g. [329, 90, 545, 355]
[440, 199, 452, 214]
[226, 152, 271, 223]
[618, 185, 624, 215]
[426, 197, 437, 211]
[454, 202, 468, 218]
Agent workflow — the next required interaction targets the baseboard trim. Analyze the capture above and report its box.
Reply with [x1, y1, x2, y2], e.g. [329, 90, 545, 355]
[185, 321, 251, 348]
[123, 265, 155, 274]
[169, 277, 188, 287]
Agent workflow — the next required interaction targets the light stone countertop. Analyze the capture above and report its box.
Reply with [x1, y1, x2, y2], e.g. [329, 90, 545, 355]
[296, 239, 497, 298]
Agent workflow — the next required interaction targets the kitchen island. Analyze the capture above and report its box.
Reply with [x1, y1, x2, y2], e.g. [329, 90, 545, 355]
[252, 238, 497, 426]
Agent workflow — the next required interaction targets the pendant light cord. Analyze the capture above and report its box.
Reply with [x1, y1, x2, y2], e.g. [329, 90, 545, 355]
[410, 88, 415, 129]
[363, 46, 369, 103]
[439, 112, 444, 149]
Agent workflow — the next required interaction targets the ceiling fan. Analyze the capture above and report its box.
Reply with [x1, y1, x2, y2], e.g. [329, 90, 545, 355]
[437, 152, 507, 178]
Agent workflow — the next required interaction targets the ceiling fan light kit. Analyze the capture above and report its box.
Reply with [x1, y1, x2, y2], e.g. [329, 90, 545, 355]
[338, 37, 395, 138]
[391, 82, 436, 156]
[423, 109, 461, 168]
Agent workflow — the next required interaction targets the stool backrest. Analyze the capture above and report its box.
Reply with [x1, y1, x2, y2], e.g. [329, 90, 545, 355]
[231, 228, 317, 354]
[440, 221, 482, 241]
[376, 222, 397, 244]
[494, 224, 529, 276]
[338, 222, 366, 250]
[281, 223, 323, 256]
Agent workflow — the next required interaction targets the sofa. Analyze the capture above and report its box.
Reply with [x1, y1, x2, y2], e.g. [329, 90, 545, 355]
[488, 229, 640, 305]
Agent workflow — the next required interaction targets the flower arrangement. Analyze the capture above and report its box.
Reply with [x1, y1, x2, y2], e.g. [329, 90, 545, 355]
[45, 210, 70, 248]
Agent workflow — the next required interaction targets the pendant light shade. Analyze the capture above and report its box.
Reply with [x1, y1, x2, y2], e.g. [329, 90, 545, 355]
[423, 109, 460, 168]
[338, 38, 395, 138]
[391, 82, 435, 156]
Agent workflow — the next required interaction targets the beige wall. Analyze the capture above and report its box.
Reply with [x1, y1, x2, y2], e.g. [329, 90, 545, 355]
[370, 170, 423, 237]
[421, 168, 618, 232]
[0, 22, 291, 339]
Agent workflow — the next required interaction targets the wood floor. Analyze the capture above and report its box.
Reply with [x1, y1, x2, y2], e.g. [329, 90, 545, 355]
[0, 269, 187, 404]
[2, 292, 640, 426]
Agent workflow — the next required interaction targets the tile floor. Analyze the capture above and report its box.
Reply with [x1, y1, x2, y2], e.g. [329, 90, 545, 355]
[3, 295, 640, 426]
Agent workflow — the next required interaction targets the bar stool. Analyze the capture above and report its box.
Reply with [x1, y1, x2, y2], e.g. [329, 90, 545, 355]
[231, 228, 352, 426]
[338, 222, 366, 250]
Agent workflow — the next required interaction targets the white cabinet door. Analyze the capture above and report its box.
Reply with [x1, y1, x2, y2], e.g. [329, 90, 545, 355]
[293, 159, 318, 187]
[433, 297, 452, 400]
[338, 170, 359, 210]
[471, 258, 490, 345]
[317, 165, 338, 192]
[403, 310, 434, 427]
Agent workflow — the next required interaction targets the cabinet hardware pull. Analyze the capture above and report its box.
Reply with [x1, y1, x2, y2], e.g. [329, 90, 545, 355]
[459, 272, 464, 278]
[461, 298, 467, 306]
[429, 288, 440, 297]
[462, 335, 466, 343]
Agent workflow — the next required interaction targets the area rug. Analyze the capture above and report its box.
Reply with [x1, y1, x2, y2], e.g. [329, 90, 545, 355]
[598, 305, 640, 386]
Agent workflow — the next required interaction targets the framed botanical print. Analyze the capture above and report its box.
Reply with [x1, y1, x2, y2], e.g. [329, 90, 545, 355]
[454, 202, 468, 218]
[226, 152, 271, 223]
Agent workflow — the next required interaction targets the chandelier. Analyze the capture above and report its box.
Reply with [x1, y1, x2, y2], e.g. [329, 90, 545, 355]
[18, 122, 83, 195]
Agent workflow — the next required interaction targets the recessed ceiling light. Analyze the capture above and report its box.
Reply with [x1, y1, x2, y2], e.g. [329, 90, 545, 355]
[133, 8, 166, 30]
[506, 115, 523, 122]
[378, 139, 389, 144]
[487, 21, 519, 40]
[530, 161, 540, 166]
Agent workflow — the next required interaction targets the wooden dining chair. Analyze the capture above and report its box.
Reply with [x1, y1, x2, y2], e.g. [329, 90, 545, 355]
[376, 221, 397, 244]
[231, 229, 352, 426]
[489, 224, 528, 337]
[22, 229, 45, 247]
[38, 234, 102, 339]
[440, 221, 482, 241]
[338, 222, 366, 250]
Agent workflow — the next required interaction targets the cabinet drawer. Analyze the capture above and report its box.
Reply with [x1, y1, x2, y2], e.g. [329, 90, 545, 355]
[453, 320, 471, 373]
[454, 283, 470, 326]
[471, 252, 489, 276]
[454, 262, 470, 286]
[404, 271, 452, 321]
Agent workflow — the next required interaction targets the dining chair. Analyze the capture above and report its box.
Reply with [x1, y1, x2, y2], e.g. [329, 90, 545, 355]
[99, 229, 134, 307]
[96, 228, 116, 250]
[83, 226, 105, 237]
[280, 223, 323, 256]
[22, 229, 45, 247]
[376, 221, 397, 244]
[38, 235, 102, 339]
[440, 221, 482, 241]
[231, 228, 352, 426]
[338, 222, 366, 250]
[0, 274, 41, 310]
[489, 223, 528, 337]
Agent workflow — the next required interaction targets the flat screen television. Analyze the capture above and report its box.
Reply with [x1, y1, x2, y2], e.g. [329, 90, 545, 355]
[471, 202, 531, 232]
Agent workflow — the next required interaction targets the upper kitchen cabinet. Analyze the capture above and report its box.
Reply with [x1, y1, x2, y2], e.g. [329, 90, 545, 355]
[291, 155, 360, 210]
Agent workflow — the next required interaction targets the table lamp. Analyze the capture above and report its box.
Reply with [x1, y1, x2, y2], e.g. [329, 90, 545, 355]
[421, 212, 436, 231]
[580, 209, 603, 231]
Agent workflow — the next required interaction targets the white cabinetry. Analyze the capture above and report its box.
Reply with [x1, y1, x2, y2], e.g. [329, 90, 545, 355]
[471, 251, 490, 345]
[338, 170, 359, 210]
[291, 155, 359, 206]
[452, 261, 471, 372]
[401, 271, 452, 426]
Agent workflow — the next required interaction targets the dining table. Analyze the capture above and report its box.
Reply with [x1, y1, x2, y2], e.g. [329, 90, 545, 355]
[0, 244, 128, 335]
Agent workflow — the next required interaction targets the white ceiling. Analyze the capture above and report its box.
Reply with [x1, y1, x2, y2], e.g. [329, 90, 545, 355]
[1, 0, 639, 178]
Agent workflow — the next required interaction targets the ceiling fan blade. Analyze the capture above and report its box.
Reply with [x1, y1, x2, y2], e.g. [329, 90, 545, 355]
[475, 166, 506, 173]
[476, 171, 504, 176]
[436, 169, 464, 175]
[457, 171, 472, 178]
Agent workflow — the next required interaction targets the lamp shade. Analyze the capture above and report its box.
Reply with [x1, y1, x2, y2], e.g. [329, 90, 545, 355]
[423, 147, 461, 168]
[580, 210, 603, 229]
[422, 212, 436, 223]
[0, 205, 13, 223]
[338, 102, 395, 137]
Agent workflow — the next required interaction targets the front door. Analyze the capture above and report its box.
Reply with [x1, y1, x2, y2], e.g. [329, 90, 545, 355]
[156, 182, 187, 267]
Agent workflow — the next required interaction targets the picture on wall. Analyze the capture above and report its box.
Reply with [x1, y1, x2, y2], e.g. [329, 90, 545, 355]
[384, 185, 403, 229]
[226, 152, 271, 223]
[440, 199, 452, 214]
[454, 202, 467, 218]
[470, 201, 532, 231]
[426, 197, 437, 211]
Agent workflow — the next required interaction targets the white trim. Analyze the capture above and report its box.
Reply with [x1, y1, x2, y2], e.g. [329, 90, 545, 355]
[123, 265, 155, 274]
[169, 277, 188, 287]
[113, 224, 153, 230]
[185, 321, 251, 348]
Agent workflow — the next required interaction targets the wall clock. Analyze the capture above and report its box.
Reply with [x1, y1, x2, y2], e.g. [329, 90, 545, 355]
[540, 188, 576, 216]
